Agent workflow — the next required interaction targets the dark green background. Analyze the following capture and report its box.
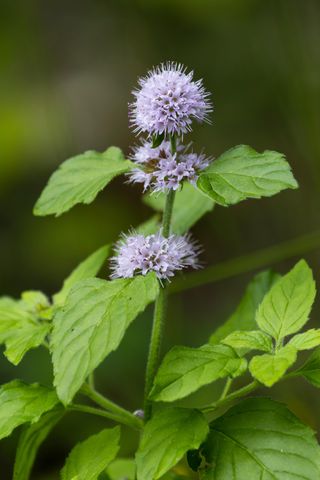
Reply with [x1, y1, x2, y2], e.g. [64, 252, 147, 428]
[1, 0, 320, 478]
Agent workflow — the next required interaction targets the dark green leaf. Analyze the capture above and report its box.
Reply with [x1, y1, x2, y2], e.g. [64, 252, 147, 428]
[152, 133, 165, 148]
[299, 347, 320, 387]
[201, 398, 320, 479]
[13, 408, 64, 480]
[210, 270, 280, 344]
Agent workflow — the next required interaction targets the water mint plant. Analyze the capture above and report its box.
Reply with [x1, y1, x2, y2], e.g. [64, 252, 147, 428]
[1, 62, 320, 480]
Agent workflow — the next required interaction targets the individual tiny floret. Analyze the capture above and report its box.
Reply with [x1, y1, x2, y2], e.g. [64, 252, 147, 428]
[127, 140, 211, 192]
[110, 231, 200, 281]
[130, 62, 212, 137]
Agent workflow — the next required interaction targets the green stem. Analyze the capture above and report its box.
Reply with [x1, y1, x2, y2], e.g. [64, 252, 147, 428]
[88, 372, 95, 389]
[144, 142, 177, 420]
[169, 230, 320, 294]
[67, 404, 142, 428]
[202, 380, 259, 413]
[81, 384, 142, 430]
[144, 286, 168, 419]
[219, 377, 233, 401]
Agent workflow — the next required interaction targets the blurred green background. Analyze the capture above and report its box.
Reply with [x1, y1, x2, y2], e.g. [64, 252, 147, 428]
[1, 0, 320, 478]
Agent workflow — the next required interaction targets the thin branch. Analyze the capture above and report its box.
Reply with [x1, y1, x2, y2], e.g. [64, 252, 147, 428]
[169, 230, 320, 294]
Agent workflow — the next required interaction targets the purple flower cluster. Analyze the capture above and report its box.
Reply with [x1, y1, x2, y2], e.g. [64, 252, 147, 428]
[128, 141, 210, 192]
[130, 62, 212, 137]
[110, 231, 200, 281]
[128, 140, 210, 192]
[110, 62, 210, 281]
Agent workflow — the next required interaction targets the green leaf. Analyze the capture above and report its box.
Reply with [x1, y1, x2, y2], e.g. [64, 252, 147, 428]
[0, 381, 58, 440]
[13, 408, 64, 480]
[61, 427, 120, 480]
[201, 397, 320, 479]
[210, 270, 280, 344]
[144, 183, 214, 234]
[4, 323, 49, 365]
[152, 132, 165, 148]
[197, 145, 298, 206]
[0, 296, 49, 365]
[256, 260, 316, 341]
[0, 297, 34, 339]
[53, 244, 111, 307]
[298, 347, 320, 387]
[249, 345, 297, 387]
[52, 274, 159, 404]
[136, 407, 208, 480]
[288, 329, 320, 351]
[106, 458, 135, 480]
[34, 147, 132, 217]
[20, 291, 50, 314]
[222, 330, 273, 353]
[150, 344, 247, 402]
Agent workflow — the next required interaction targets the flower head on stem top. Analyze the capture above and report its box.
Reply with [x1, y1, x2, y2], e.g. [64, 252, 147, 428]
[110, 231, 200, 281]
[130, 62, 212, 137]
[127, 140, 211, 193]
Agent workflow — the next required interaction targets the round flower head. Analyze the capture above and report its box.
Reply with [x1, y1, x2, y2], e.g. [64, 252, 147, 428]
[110, 231, 200, 281]
[127, 140, 211, 193]
[130, 62, 212, 137]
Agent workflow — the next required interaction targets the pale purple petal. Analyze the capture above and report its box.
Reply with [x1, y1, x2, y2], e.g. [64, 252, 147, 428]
[110, 231, 200, 281]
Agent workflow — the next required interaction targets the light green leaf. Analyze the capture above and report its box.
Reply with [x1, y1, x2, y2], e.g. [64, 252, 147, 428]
[222, 330, 273, 353]
[34, 147, 132, 217]
[0, 381, 58, 440]
[20, 291, 50, 314]
[52, 274, 159, 404]
[288, 329, 320, 351]
[61, 427, 120, 480]
[0, 297, 49, 364]
[256, 260, 316, 341]
[0, 297, 34, 339]
[106, 458, 135, 480]
[144, 182, 214, 234]
[13, 408, 64, 480]
[298, 347, 320, 387]
[210, 270, 280, 344]
[150, 344, 247, 402]
[136, 407, 208, 480]
[53, 244, 111, 307]
[249, 345, 297, 387]
[201, 397, 320, 479]
[4, 323, 49, 365]
[197, 145, 298, 206]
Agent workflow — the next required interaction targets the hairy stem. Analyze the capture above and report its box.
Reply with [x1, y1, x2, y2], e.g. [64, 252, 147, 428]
[169, 230, 320, 294]
[144, 138, 177, 420]
[81, 384, 142, 430]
